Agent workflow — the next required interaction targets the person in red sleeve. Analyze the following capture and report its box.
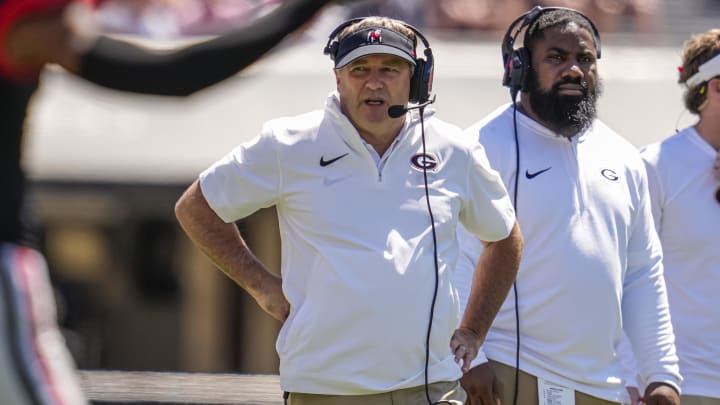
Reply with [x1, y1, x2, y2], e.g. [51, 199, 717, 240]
[0, 1, 346, 403]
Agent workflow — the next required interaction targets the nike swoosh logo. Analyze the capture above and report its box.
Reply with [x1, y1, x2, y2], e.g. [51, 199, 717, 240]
[320, 153, 349, 167]
[525, 167, 551, 179]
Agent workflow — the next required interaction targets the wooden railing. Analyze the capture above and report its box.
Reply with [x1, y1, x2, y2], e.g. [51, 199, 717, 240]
[80, 370, 284, 404]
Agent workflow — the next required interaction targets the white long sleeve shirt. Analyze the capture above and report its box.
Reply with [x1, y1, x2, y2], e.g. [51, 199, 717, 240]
[200, 93, 516, 395]
[641, 127, 720, 398]
[454, 104, 681, 402]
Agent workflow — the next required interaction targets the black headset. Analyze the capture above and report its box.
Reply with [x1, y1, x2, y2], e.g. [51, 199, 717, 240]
[501, 6, 602, 99]
[323, 18, 434, 104]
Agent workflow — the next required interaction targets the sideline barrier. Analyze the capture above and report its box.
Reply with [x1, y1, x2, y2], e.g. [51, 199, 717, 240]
[80, 370, 283, 404]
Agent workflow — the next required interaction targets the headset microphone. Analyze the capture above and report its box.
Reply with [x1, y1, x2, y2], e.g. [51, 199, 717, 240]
[388, 96, 437, 119]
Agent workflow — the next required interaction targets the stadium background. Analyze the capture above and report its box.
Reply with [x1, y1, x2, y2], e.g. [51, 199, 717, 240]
[20, 0, 720, 374]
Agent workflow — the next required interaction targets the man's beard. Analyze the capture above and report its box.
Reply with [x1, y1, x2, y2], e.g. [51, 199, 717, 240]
[526, 70, 602, 138]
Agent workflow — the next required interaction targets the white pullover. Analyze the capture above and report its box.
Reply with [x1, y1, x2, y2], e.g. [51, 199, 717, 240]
[641, 127, 720, 398]
[200, 93, 516, 395]
[455, 104, 681, 402]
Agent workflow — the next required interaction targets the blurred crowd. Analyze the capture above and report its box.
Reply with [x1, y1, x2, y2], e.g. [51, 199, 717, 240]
[347, 0, 661, 34]
[94, 0, 665, 38]
[94, 0, 284, 37]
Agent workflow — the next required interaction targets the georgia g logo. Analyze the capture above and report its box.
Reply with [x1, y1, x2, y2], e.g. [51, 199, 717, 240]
[367, 29, 382, 44]
[600, 168, 619, 182]
[410, 153, 439, 173]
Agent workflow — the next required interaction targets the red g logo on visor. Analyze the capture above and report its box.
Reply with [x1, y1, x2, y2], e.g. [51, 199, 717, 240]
[367, 29, 382, 44]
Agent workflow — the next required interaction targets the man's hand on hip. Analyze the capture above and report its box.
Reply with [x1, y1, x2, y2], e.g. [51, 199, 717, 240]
[644, 382, 680, 405]
[460, 363, 500, 405]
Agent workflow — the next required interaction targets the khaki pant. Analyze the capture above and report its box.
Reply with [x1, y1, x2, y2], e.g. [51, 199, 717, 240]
[287, 380, 466, 405]
[488, 360, 624, 405]
[681, 395, 720, 405]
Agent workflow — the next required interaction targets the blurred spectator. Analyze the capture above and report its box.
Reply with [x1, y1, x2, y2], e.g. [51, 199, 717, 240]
[426, 0, 532, 32]
[536, 0, 660, 33]
[186, 0, 284, 35]
[344, 0, 427, 28]
[331, 0, 660, 35]
[95, 0, 287, 37]
[371, 0, 662, 35]
[95, 0, 196, 37]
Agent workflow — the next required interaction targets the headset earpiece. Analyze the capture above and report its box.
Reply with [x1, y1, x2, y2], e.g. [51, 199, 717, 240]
[505, 47, 530, 97]
[410, 48, 434, 104]
[323, 41, 338, 61]
[501, 10, 536, 98]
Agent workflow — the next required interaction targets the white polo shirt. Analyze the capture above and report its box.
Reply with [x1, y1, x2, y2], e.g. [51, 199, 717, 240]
[641, 127, 720, 398]
[454, 104, 681, 402]
[199, 93, 516, 395]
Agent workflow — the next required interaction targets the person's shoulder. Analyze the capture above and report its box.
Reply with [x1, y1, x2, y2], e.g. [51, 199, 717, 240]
[592, 120, 641, 154]
[639, 138, 664, 164]
[592, 120, 627, 141]
[464, 104, 513, 140]
[640, 128, 693, 167]
[425, 117, 482, 157]
[257, 109, 325, 149]
[263, 109, 324, 132]
[589, 121, 651, 173]
[426, 113, 464, 138]
[260, 110, 325, 140]
[644, 129, 690, 151]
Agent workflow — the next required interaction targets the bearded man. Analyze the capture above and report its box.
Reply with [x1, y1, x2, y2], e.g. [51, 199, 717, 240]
[452, 6, 682, 405]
